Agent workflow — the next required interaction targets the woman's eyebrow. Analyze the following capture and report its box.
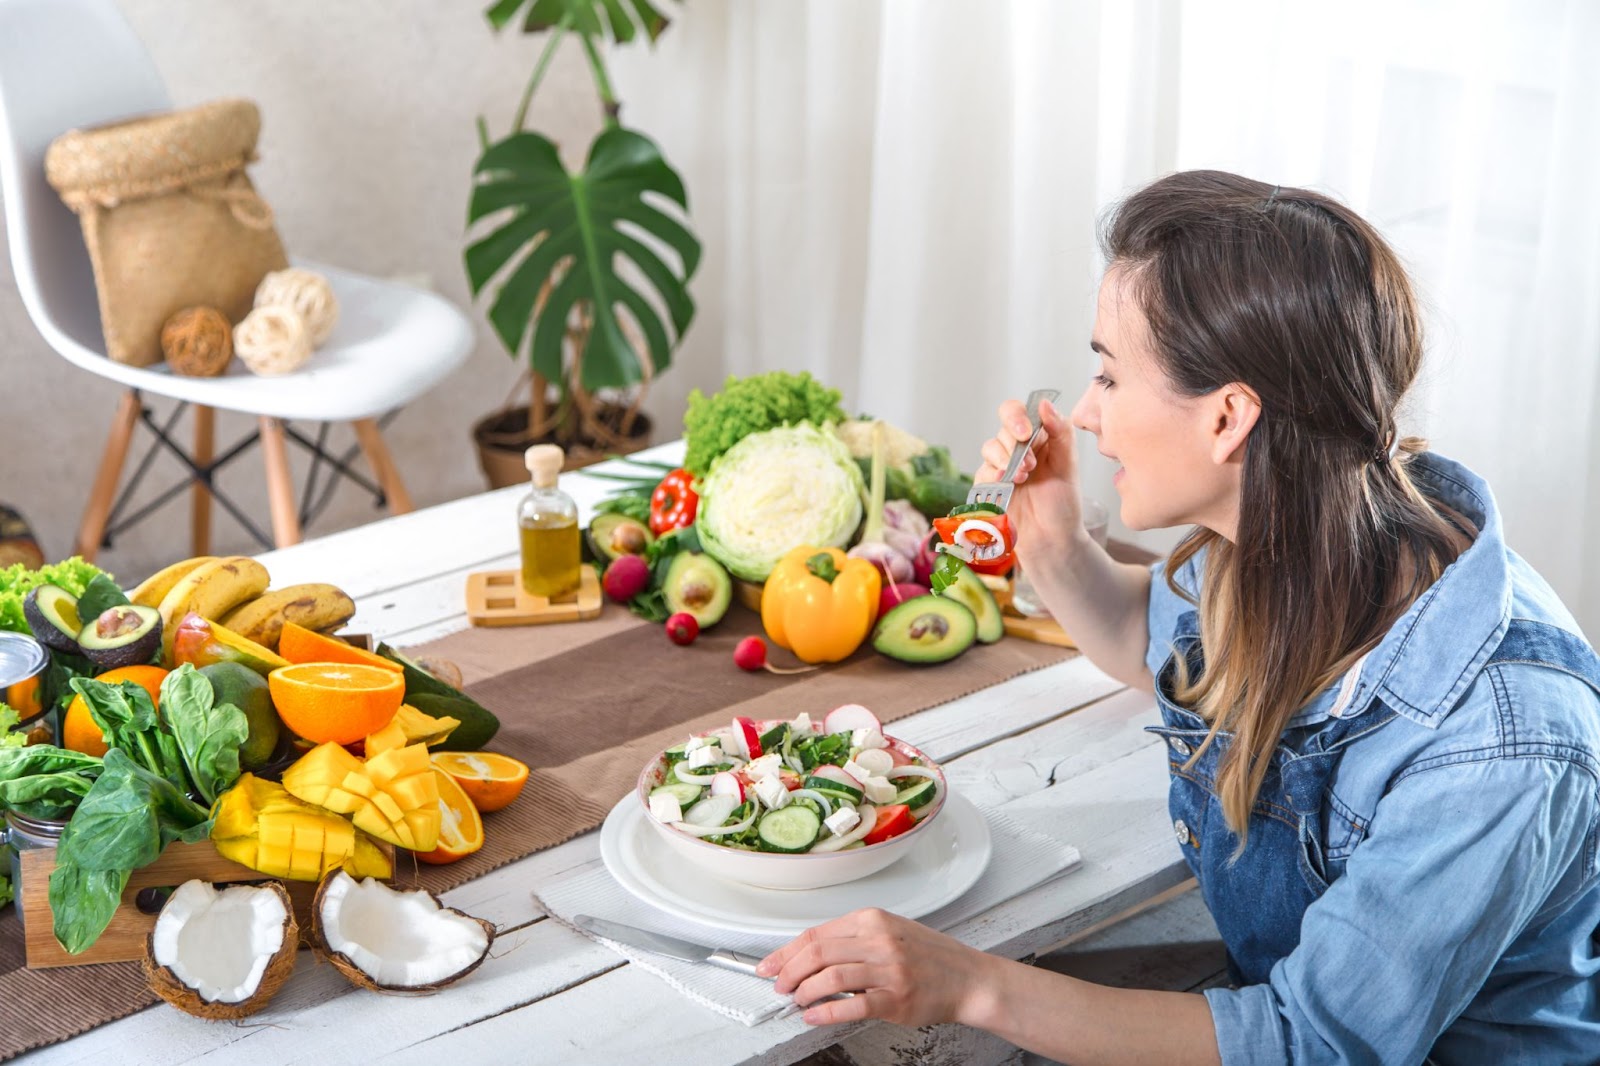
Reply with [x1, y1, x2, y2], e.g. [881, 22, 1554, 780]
[1090, 339, 1116, 358]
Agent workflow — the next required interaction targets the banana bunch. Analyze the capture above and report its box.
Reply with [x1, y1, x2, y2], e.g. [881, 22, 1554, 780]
[131, 555, 357, 655]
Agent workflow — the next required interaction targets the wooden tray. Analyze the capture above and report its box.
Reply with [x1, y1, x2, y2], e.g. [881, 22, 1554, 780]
[465, 567, 602, 627]
[1002, 612, 1076, 648]
[19, 841, 324, 969]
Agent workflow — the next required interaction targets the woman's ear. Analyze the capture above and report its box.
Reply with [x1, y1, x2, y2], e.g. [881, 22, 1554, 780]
[1210, 383, 1261, 465]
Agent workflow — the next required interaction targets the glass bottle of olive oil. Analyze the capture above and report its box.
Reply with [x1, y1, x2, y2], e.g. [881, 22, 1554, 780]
[518, 444, 580, 599]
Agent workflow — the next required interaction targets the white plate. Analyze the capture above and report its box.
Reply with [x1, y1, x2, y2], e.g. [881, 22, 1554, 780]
[599, 790, 994, 937]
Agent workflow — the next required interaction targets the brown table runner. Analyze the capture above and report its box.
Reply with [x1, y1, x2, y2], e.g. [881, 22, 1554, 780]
[0, 603, 1075, 1059]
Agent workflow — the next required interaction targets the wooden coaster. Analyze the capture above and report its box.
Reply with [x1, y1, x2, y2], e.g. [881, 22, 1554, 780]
[465, 567, 603, 627]
[1002, 612, 1076, 649]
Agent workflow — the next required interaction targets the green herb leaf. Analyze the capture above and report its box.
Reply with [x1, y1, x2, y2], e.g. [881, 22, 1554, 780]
[159, 665, 246, 807]
[0, 745, 102, 820]
[488, 0, 674, 42]
[74, 574, 130, 624]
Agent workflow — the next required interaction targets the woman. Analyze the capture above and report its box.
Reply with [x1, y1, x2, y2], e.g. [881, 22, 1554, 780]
[758, 171, 1600, 1064]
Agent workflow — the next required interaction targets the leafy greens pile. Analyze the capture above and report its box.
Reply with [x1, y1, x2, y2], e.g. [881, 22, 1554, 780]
[46, 666, 247, 954]
[682, 370, 846, 476]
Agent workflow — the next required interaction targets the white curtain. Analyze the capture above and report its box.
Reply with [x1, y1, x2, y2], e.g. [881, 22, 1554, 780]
[610, 0, 1600, 637]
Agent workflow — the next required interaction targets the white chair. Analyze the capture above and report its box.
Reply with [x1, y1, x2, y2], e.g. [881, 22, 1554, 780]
[0, 0, 473, 558]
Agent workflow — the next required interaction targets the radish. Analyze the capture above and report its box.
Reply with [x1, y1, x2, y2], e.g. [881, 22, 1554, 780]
[878, 582, 930, 621]
[888, 744, 916, 768]
[733, 717, 763, 760]
[709, 772, 746, 803]
[824, 704, 882, 737]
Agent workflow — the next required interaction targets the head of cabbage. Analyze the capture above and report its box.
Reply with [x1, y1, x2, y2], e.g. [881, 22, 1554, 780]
[696, 423, 866, 583]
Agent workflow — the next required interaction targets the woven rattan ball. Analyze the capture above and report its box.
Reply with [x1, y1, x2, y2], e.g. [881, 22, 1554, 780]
[254, 268, 338, 346]
[160, 306, 233, 377]
[234, 305, 311, 376]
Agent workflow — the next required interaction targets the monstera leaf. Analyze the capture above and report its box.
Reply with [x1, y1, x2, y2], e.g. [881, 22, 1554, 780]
[485, 0, 672, 43]
[466, 127, 700, 391]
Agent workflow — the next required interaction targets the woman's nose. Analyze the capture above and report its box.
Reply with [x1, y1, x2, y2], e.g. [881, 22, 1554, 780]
[1071, 385, 1100, 435]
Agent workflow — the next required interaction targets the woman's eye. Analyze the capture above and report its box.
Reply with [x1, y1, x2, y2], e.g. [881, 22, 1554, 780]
[1093, 373, 1114, 390]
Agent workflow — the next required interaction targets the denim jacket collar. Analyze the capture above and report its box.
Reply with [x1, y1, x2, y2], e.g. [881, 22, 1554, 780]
[1293, 452, 1511, 730]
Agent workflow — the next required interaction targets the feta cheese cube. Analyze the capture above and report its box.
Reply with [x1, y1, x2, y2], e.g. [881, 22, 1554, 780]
[753, 775, 790, 810]
[648, 793, 683, 824]
[824, 807, 860, 837]
[746, 753, 784, 780]
[792, 711, 814, 734]
[852, 727, 889, 751]
[841, 758, 874, 786]
[863, 777, 899, 805]
[684, 735, 717, 754]
[687, 745, 722, 770]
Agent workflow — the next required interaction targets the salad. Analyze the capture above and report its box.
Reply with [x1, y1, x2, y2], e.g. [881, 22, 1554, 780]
[643, 704, 943, 854]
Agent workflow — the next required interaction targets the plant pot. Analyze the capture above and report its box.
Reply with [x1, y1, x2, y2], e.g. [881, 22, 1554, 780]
[471, 405, 655, 490]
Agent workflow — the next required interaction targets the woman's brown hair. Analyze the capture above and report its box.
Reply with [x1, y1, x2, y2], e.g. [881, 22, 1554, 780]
[1102, 170, 1473, 845]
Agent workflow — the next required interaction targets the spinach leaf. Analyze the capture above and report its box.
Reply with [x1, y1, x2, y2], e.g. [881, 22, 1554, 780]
[158, 666, 246, 806]
[48, 749, 210, 954]
[74, 574, 130, 624]
[40, 651, 96, 714]
[0, 745, 102, 820]
[68, 677, 188, 789]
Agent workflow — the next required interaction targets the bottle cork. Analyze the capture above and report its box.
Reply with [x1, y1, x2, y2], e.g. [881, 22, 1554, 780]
[524, 444, 565, 488]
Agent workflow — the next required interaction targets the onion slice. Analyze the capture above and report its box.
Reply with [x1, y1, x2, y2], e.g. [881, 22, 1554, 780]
[812, 804, 878, 852]
[673, 807, 758, 838]
[787, 788, 833, 818]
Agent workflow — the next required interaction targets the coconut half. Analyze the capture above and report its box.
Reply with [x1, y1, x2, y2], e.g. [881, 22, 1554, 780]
[312, 870, 494, 993]
[143, 879, 298, 1019]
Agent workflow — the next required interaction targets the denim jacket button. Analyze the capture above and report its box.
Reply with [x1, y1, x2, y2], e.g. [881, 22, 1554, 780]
[1168, 737, 1192, 758]
[1173, 818, 1191, 845]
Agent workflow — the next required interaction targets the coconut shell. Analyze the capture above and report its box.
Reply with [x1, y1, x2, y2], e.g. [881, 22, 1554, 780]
[312, 872, 495, 994]
[143, 880, 298, 1020]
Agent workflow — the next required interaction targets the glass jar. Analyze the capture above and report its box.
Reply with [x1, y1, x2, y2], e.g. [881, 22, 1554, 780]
[3, 811, 67, 933]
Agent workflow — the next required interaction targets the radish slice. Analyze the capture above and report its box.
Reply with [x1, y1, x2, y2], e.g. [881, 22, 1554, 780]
[683, 794, 739, 828]
[709, 772, 746, 803]
[733, 717, 763, 760]
[809, 765, 860, 790]
[812, 804, 878, 852]
[824, 704, 882, 737]
[788, 788, 833, 818]
[854, 749, 894, 776]
[674, 808, 758, 838]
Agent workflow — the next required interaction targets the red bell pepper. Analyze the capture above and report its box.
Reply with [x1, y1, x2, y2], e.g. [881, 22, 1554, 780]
[649, 468, 699, 535]
[931, 508, 1016, 576]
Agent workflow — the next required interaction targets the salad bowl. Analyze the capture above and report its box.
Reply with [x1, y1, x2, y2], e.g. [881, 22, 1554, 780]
[635, 705, 947, 891]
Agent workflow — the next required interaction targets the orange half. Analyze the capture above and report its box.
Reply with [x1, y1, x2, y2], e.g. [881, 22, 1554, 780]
[268, 662, 404, 745]
[277, 622, 402, 673]
[417, 768, 484, 864]
[431, 751, 530, 812]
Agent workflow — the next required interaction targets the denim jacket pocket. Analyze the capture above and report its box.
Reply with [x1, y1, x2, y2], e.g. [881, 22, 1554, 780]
[1322, 788, 1370, 867]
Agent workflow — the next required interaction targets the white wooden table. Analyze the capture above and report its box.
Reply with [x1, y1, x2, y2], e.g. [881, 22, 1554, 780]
[26, 443, 1186, 1066]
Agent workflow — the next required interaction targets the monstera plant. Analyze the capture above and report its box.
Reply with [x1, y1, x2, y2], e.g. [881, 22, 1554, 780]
[466, 0, 701, 485]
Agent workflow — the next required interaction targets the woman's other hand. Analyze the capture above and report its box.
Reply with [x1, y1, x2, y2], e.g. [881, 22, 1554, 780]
[757, 908, 995, 1027]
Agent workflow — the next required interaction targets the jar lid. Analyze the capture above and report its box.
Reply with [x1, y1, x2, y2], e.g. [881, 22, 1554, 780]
[0, 631, 47, 689]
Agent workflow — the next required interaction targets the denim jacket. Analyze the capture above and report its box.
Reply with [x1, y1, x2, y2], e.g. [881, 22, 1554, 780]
[1144, 453, 1600, 1065]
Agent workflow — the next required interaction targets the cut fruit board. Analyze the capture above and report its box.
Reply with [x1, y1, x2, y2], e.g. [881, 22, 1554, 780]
[465, 567, 602, 627]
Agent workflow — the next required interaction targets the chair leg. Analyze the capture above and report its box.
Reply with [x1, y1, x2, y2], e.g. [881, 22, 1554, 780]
[352, 419, 415, 516]
[258, 416, 302, 548]
[74, 391, 142, 562]
[191, 405, 214, 557]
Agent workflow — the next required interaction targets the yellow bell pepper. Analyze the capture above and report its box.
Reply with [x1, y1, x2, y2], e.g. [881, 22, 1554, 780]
[761, 546, 882, 663]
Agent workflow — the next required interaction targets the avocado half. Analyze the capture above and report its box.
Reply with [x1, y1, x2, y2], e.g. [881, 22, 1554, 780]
[78, 604, 163, 670]
[662, 552, 731, 628]
[23, 584, 84, 655]
[872, 596, 978, 664]
[587, 514, 654, 564]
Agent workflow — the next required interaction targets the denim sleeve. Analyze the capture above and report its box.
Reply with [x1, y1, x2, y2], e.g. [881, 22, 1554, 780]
[1144, 551, 1200, 679]
[1203, 755, 1598, 1066]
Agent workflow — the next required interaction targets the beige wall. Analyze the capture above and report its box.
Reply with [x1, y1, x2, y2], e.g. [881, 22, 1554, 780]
[0, 2, 706, 584]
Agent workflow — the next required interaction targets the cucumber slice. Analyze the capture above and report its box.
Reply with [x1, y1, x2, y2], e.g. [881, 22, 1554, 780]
[759, 722, 790, 753]
[664, 744, 688, 758]
[803, 774, 863, 804]
[894, 779, 938, 811]
[650, 782, 704, 809]
[757, 805, 822, 853]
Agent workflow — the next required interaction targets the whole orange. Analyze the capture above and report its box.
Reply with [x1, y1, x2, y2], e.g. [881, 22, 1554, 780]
[267, 662, 403, 745]
[62, 664, 170, 756]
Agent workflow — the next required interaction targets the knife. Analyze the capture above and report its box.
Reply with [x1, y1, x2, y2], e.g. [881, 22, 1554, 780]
[573, 914, 767, 977]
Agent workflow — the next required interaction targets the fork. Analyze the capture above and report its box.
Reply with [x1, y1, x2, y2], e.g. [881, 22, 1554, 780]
[967, 388, 1060, 511]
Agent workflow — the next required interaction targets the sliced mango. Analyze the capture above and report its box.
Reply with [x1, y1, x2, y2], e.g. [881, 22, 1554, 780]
[282, 742, 441, 852]
[394, 703, 459, 747]
[211, 772, 393, 881]
[365, 717, 408, 756]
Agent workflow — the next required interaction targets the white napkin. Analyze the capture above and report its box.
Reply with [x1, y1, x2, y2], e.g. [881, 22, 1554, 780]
[531, 805, 1081, 1025]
